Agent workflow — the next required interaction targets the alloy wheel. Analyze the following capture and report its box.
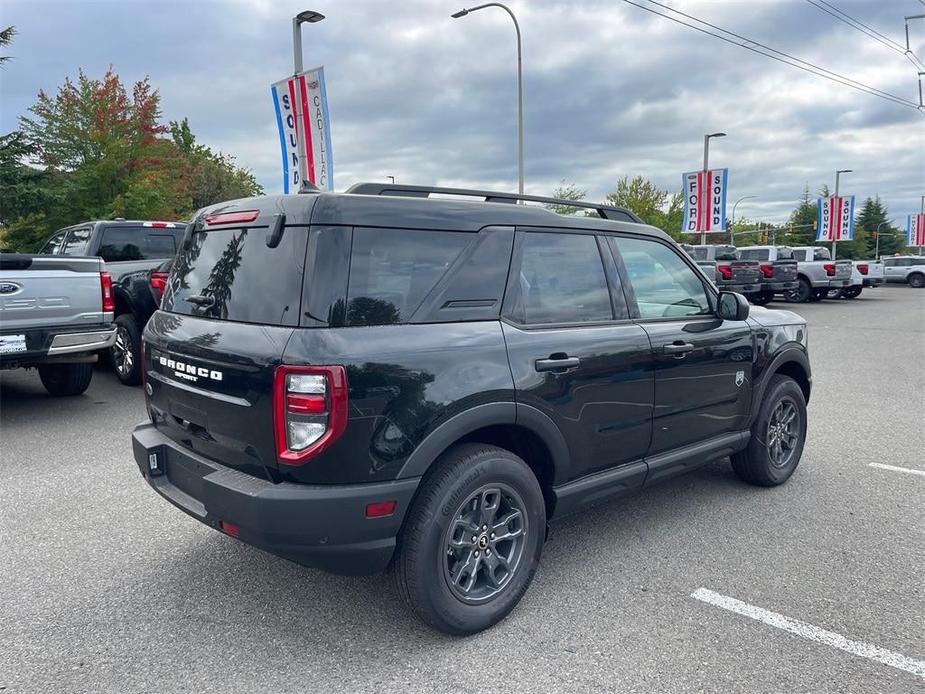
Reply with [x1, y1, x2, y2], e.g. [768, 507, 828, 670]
[766, 397, 800, 468]
[113, 326, 134, 376]
[443, 484, 528, 604]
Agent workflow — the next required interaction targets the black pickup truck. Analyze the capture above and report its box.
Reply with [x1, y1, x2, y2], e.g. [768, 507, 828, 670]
[38, 220, 183, 384]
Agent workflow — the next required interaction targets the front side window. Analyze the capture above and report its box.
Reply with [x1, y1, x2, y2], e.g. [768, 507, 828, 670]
[613, 237, 712, 319]
[40, 231, 67, 255]
[507, 232, 613, 325]
[346, 228, 470, 326]
[62, 228, 91, 256]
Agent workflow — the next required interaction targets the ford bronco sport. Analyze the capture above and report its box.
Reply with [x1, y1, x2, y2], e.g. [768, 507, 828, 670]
[132, 184, 811, 635]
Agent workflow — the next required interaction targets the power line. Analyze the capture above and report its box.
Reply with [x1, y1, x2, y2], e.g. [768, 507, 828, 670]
[620, 0, 923, 113]
[806, 0, 925, 71]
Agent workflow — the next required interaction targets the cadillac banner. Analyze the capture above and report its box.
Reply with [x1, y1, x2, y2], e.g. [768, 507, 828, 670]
[271, 66, 334, 193]
[681, 169, 728, 233]
[816, 195, 855, 242]
[907, 213, 925, 247]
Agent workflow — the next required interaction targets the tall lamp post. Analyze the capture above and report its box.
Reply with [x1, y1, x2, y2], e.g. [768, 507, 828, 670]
[701, 131, 726, 244]
[831, 168, 852, 257]
[453, 3, 524, 195]
[920, 195, 925, 256]
[292, 10, 325, 193]
[730, 195, 756, 244]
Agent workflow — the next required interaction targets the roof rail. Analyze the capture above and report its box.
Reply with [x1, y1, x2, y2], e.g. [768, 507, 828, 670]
[344, 183, 643, 223]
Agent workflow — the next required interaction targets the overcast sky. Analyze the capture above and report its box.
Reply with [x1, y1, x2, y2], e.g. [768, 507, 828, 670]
[2, 0, 924, 224]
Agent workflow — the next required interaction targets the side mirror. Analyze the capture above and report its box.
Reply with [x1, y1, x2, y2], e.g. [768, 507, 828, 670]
[717, 291, 750, 321]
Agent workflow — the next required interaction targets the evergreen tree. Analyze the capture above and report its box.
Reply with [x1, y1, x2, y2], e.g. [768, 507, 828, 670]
[787, 183, 817, 247]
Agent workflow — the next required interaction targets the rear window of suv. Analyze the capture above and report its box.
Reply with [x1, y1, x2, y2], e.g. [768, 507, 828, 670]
[163, 224, 309, 326]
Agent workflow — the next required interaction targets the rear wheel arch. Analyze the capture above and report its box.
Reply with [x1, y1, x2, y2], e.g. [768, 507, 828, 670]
[908, 271, 925, 287]
[113, 287, 138, 319]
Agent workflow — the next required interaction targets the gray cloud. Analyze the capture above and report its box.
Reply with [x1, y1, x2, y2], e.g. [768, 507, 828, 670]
[2, 0, 923, 226]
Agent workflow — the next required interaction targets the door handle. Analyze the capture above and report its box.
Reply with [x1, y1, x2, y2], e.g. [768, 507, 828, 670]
[535, 356, 581, 373]
[662, 342, 695, 357]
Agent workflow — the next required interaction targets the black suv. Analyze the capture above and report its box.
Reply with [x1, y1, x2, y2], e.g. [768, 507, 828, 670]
[132, 184, 811, 635]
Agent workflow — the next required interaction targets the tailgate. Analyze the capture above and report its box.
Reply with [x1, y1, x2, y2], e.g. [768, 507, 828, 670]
[835, 261, 852, 280]
[730, 260, 760, 283]
[144, 312, 294, 479]
[772, 260, 798, 282]
[0, 254, 106, 332]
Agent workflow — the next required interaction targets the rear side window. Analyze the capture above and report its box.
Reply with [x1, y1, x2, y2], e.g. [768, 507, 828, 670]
[507, 232, 613, 325]
[346, 228, 470, 326]
[912, 258, 925, 266]
[98, 226, 178, 261]
[41, 231, 67, 255]
[737, 248, 769, 261]
[163, 224, 308, 326]
[62, 228, 91, 256]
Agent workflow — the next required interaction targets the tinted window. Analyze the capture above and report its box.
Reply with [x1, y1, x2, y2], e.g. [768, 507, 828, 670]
[776, 247, 794, 260]
[41, 231, 67, 255]
[912, 258, 925, 266]
[713, 246, 738, 261]
[737, 248, 769, 261]
[882, 258, 895, 267]
[687, 246, 708, 260]
[62, 228, 91, 256]
[346, 228, 470, 326]
[813, 247, 831, 261]
[98, 226, 178, 261]
[791, 249, 807, 262]
[614, 237, 712, 319]
[163, 224, 308, 326]
[508, 232, 612, 325]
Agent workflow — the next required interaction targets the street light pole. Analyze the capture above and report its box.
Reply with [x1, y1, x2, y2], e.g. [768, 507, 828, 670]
[453, 4, 523, 195]
[832, 168, 852, 257]
[701, 132, 726, 244]
[920, 195, 925, 256]
[875, 221, 889, 260]
[292, 10, 326, 193]
[730, 195, 756, 244]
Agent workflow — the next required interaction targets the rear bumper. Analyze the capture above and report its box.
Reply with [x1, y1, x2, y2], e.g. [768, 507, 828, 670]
[812, 278, 849, 288]
[0, 324, 116, 365]
[862, 278, 884, 287]
[757, 281, 798, 292]
[723, 283, 760, 293]
[132, 422, 420, 575]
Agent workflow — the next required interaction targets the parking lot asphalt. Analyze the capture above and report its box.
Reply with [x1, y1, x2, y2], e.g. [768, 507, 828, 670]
[1, 285, 923, 694]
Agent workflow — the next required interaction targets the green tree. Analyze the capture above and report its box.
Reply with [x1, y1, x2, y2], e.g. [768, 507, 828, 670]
[0, 26, 15, 66]
[0, 131, 65, 251]
[545, 180, 587, 216]
[170, 118, 262, 209]
[605, 176, 682, 239]
[854, 196, 903, 259]
[787, 183, 817, 247]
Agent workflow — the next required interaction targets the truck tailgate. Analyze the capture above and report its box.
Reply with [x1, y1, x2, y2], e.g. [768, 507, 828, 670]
[0, 255, 108, 332]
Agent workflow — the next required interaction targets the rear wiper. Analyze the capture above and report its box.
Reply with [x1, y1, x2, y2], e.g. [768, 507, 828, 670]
[187, 294, 215, 309]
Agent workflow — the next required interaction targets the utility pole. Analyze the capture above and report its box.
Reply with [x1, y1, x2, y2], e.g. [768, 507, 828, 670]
[701, 132, 726, 245]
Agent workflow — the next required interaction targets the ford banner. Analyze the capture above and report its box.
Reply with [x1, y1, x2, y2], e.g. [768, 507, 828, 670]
[271, 66, 334, 193]
[681, 168, 728, 233]
[816, 195, 855, 242]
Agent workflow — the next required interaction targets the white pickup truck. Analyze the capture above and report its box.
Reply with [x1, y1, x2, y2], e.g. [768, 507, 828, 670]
[0, 253, 116, 395]
[829, 260, 885, 299]
[788, 246, 853, 302]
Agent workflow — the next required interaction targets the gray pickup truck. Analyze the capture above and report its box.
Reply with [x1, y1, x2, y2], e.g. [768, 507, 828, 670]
[681, 244, 762, 295]
[0, 253, 116, 395]
[734, 245, 799, 305]
[788, 246, 853, 302]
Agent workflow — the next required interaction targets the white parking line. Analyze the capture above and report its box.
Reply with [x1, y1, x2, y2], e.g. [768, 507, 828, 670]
[868, 463, 925, 477]
[691, 588, 925, 679]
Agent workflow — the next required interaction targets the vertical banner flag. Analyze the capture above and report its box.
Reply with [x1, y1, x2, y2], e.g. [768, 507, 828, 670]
[907, 213, 925, 247]
[681, 169, 728, 233]
[271, 66, 334, 193]
[815, 195, 856, 242]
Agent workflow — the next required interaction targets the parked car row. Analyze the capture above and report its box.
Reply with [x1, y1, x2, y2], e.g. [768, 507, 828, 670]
[681, 243, 920, 305]
[0, 220, 182, 395]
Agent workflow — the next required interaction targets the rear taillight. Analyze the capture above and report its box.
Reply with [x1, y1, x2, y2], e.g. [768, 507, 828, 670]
[149, 271, 169, 305]
[760, 263, 774, 278]
[718, 265, 733, 281]
[273, 365, 348, 465]
[857, 264, 868, 275]
[823, 263, 836, 276]
[100, 271, 115, 312]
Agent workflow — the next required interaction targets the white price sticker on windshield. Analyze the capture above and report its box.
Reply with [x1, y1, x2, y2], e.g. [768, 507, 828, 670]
[0, 334, 26, 354]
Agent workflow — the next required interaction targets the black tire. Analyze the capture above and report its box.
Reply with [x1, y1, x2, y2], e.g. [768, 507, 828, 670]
[809, 288, 827, 302]
[842, 286, 862, 299]
[731, 375, 807, 487]
[111, 314, 142, 385]
[909, 272, 925, 289]
[750, 291, 773, 306]
[395, 443, 546, 635]
[38, 363, 93, 397]
[787, 277, 812, 303]
[825, 288, 843, 300]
